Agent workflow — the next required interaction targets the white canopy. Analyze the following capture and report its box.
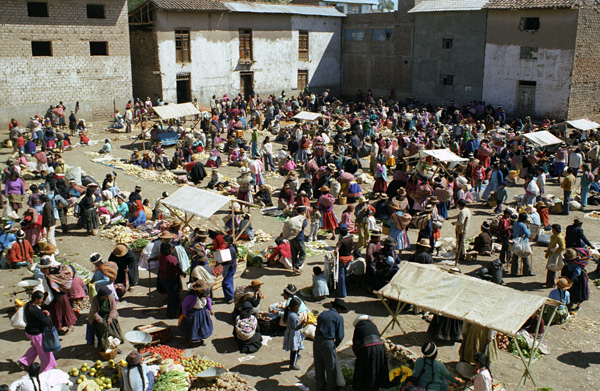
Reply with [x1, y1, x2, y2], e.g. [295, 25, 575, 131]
[377, 263, 548, 336]
[294, 111, 321, 121]
[151, 103, 200, 120]
[161, 186, 231, 218]
[418, 148, 467, 163]
[566, 119, 600, 131]
[521, 130, 563, 147]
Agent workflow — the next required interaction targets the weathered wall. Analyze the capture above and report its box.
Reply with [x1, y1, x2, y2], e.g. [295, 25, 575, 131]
[0, 0, 133, 126]
[130, 28, 163, 103]
[482, 9, 577, 119]
[341, 4, 414, 100]
[568, 7, 600, 122]
[152, 10, 341, 106]
[412, 10, 487, 106]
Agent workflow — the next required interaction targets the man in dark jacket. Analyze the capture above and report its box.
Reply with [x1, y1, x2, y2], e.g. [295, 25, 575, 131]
[565, 218, 594, 249]
[41, 195, 57, 253]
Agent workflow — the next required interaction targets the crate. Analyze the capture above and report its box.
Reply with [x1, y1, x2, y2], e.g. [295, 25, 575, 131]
[138, 323, 172, 344]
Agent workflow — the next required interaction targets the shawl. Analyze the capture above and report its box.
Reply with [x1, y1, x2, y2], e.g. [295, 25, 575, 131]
[573, 248, 591, 267]
[390, 211, 411, 230]
[318, 194, 335, 212]
[46, 265, 74, 292]
[98, 261, 118, 282]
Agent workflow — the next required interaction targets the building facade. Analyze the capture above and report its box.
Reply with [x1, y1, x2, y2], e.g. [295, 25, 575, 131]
[409, 0, 488, 106]
[0, 0, 133, 125]
[341, 2, 414, 100]
[292, 0, 378, 14]
[129, 0, 344, 107]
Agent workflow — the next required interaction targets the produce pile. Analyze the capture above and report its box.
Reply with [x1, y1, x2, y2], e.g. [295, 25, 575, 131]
[153, 370, 190, 391]
[69, 359, 123, 389]
[140, 345, 184, 363]
[181, 356, 224, 377]
[191, 372, 256, 391]
[381, 337, 418, 367]
[131, 238, 150, 251]
[507, 336, 542, 360]
[341, 365, 354, 385]
[91, 156, 180, 185]
[100, 225, 150, 244]
[496, 333, 510, 350]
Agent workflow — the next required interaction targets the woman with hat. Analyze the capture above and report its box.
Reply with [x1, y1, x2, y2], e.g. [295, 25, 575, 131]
[545, 224, 566, 287]
[511, 212, 534, 276]
[373, 163, 388, 197]
[409, 239, 433, 264]
[340, 205, 356, 234]
[88, 285, 123, 353]
[39, 256, 77, 334]
[416, 204, 435, 252]
[562, 248, 590, 311]
[234, 301, 263, 354]
[21, 208, 44, 247]
[273, 284, 309, 323]
[127, 200, 146, 229]
[413, 342, 462, 391]
[391, 187, 409, 213]
[318, 186, 338, 240]
[90, 252, 118, 295]
[78, 186, 100, 235]
[543, 277, 572, 324]
[351, 314, 390, 391]
[469, 222, 493, 257]
[284, 171, 299, 194]
[121, 350, 155, 391]
[8, 229, 34, 268]
[237, 167, 255, 207]
[255, 184, 273, 207]
[180, 280, 213, 346]
[536, 200, 550, 229]
[278, 183, 295, 213]
[335, 224, 354, 297]
[580, 164, 594, 211]
[387, 201, 411, 254]
[109, 243, 138, 291]
[158, 242, 184, 318]
[373, 194, 389, 221]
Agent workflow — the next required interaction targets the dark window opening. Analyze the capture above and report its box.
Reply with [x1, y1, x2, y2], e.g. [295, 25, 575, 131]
[87, 4, 105, 19]
[519, 80, 537, 87]
[439, 74, 454, 86]
[175, 30, 190, 63]
[27, 2, 48, 17]
[90, 41, 108, 56]
[32, 41, 52, 56]
[520, 47, 538, 60]
[442, 38, 453, 49]
[519, 17, 540, 31]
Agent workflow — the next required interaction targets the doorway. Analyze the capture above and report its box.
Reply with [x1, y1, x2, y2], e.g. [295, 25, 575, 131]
[176, 73, 191, 103]
[240, 72, 253, 100]
[516, 80, 536, 117]
[297, 70, 308, 92]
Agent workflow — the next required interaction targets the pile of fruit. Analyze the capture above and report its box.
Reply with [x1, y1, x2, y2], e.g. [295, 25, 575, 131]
[496, 333, 510, 350]
[140, 345, 184, 363]
[191, 372, 256, 391]
[181, 356, 224, 377]
[70, 359, 123, 389]
[212, 265, 224, 276]
[153, 370, 190, 391]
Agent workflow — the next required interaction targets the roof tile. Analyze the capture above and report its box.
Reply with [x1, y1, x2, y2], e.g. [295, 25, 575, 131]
[149, 0, 229, 12]
[483, 0, 583, 9]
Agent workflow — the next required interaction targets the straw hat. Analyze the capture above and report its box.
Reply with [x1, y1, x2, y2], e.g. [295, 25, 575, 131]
[41, 244, 57, 255]
[536, 201, 547, 208]
[327, 163, 336, 170]
[397, 188, 407, 197]
[379, 193, 389, 200]
[556, 277, 572, 290]
[158, 231, 175, 240]
[249, 280, 264, 288]
[319, 185, 330, 192]
[370, 230, 382, 238]
[416, 238, 431, 248]
[287, 171, 298, 179]
[423, 205, 434, 213]
[358, 196, 367, 204]
[389, 201, 401, 211]
[196, 229, 208, 238]
[564, 248, 577, 261]
[112, 243, 129, 257]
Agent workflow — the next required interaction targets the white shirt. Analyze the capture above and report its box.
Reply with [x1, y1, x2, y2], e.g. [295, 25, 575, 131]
[10, 369, 71, 391]
[569, 152, 582, 169]
[262, 142, 273, 155]
[456, 207, 472, 234]
[473, 368, 492, 391]
[370, 141, 379, 157]
[536, 174, 546, 191]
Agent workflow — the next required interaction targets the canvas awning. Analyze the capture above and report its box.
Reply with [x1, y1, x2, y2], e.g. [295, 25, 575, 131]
[162, 186, 231, 219]
[150, 103, 200, 120]
[294, 111, 321, 121]
[418, 148, 468, 163]
[566, 119, 600, 131]
[523, 131, 563, 147]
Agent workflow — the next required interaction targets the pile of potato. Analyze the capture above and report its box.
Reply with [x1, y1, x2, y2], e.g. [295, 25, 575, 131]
[191, 373, 256, 391]
[381, 337, 418, 365]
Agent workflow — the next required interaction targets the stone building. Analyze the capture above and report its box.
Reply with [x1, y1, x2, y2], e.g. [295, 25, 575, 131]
[408, 0, 488, 107]
[0, 0, 133, 125]
[482, 0, 600, 121]
[128, 0, 344, 107]
[292, 0, 378, 15]
[340, 2, 415, 100]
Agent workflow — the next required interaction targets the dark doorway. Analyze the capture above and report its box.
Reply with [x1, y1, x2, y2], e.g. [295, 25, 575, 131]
[176, 73, 191, 103]
[240, 72, 253, 100]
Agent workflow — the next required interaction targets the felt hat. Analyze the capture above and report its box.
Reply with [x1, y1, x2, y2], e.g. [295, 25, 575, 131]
[481, 221, 491, 230]
[371, 230, 382, 238]
[2, 223, 13, 232]
[135, 185, 142, 191]
[90, 253, 103, 264]
[422, 342, 437, 358]
[126, 350, 142, 366]
[319, 185, 330, 192]
[240, 167, 249, 174]
[57, 159, 65, 164]
[297, 205, 306, 212]
[358, 196, 367, 204]
[573, 217, 583, 225]
[556, 277, 572, 290]
[196, 229, 208, 238]
[429, 196, 439, 204]
[416, 238, 431, 248]
[423, 205, 434, 213]
[536, 201, 547, 208]
[299, 190, 307, 196]
[41, 244, 57, 254]
[158, 231, 175, 239]
[112, 243, 129, 257]
[241, 301, 253, 310]
[329, 298, 348, 312]
[249, 280, 264, 288]
[16, 230, 25, 239]
[397, 188, 407, 197]
[353, 314, 372, 327]
[564, 248, 577, 261]
[37, 255, 59, 269]
[283, 284, 297, 296]
[189, 280, 209, 292]
[383, 237, 397, 247]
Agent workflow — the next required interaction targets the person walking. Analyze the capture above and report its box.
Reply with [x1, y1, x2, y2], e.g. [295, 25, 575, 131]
[158, 242, 183, 319]
[335, 225, 353, 298]
[351, 315, 390, 391]
[511, 212, 534, 276]
[355, 196, 371, 249]
[290, 206, 307, 276]
[453, 199, 471, 264]
[261, 137, 275, 171]
[18, 290, 56, 373]
[314, 299, 346, 391]
[221, 235, 237, 304]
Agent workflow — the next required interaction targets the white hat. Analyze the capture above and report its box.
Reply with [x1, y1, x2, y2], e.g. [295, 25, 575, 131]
[353, 314, 372, 327]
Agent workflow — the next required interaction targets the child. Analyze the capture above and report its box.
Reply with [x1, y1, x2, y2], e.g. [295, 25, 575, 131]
[308, 209, 321, 242]
[282, 297, 304, 370]
[311, 266, 329, 300]
[494, 181, 508, 213]
[69, 266, 89, 317]
[472, 161, 485, 200]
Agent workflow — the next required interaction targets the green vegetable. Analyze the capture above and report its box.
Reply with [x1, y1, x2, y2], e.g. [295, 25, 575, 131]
[153, 371, 189, 391]
[237, 246, 248, 260]
[131, 238, 149, 249]
[594, 278, 600, 287]
[536, 388, 553, 391]
[341, 365, 353, 384]
[508, 336, 541, 360]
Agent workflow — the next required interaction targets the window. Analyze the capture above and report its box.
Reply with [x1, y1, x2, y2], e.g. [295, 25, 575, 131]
[239, 29, 252, 62]
[31, 41, 52, 56]
[343, 29, 365, 41]
[298, 70, 308, 91]
[348, 4, 360, 14]
[520, 46, 538, 60]
[519, 17, 540, 31]
[299, 31, 309, 61]
[175, 30, 190, 63]
[442, 38, 453, 49]
[89, 41, 108, 56]
[519, 80, 537, 87]
[372, 29, 394, 42]
[27, 2, 48, 17]
[439, 74, 454, 86]
[86, 4, 105, 19]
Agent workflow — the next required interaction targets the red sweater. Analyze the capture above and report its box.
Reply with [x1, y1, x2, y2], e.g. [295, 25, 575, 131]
[8, 239, 33, 266]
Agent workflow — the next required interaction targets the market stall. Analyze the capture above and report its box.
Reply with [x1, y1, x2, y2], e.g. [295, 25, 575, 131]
[293, 111, 321, 121]
[140, 103, 201, 147]
[566, 118, 600, 132]
[407, 148, 467, 175]
[509, 130, 563, 148]
[376, 262, 558, 391]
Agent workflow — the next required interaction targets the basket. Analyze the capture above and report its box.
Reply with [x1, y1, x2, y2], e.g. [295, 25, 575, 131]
[338, 196, 347, 205]
[99, 349, 118, 361]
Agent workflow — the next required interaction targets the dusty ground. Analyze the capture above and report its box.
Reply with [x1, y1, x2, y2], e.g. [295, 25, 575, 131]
[0, 124, 598, 391]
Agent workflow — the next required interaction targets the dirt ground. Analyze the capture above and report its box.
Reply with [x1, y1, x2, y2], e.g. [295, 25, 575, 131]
[0, 124, 598, 391]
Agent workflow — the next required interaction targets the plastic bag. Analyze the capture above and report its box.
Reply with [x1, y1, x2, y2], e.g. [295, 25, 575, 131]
[537, 230, 551, 246]
[10, 306, 27, 329]
[511, 237, 531, 258]
[42, 326, 61, 352]
[335, 358, 346, 387]
[65, 166, 82, 185]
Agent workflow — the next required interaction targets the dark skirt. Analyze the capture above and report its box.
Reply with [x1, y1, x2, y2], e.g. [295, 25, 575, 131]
[352, 344, 390, 391]
[427, 315, 463, 342]
[235, 332, 263, 354]
[46, 291, 77, 330]
[373, 178, 388, 193]
[180, 307, 213, 342]
[81, 208, 100, 231]
[569, 271, 590, 304]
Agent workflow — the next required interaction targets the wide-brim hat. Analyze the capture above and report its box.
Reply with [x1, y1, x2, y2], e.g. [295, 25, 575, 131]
[358, 196, 367, 204]
[423, 205, 434, 213]
[287, 171, 298, 179]
[397, 188, 407, 197]
[37, 255, 60, 269]
[57, 159, 65, 164]
[573, 217, 583, 225]
[536, 201, 547, 208]
[327, 164, 336, 170]
[379, 194, 389, 200]
[189, 280, 209, 292]
[329, 298, 348, 312]
[196, 229, 208, 238]
[389, 201, 401, 211]
[16, 230, 25, 239]
[158, 231, 175, 239]
[383, 237, 397, 247]
[371, 230, 382, 238]
[556, 277, 573, 290]
[283, 284, 297, 296]
[319, 185, 330, 192]
[422, 342, 437, 358]
[481, 221, 491, 230]
[3, 223, 13, 232]
[564, 248, 577, 261]
[41, 244, 57, 254]
[112, 243, 129, 257]
[417, 238, 431, 248]
[249, 280, 264, 288]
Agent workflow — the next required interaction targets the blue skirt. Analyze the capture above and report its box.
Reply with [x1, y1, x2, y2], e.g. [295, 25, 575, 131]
[180, 307, 213, 342]
[388, 227, 409, 250]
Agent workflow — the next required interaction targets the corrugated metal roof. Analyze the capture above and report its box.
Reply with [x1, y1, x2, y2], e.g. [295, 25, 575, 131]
[146, 0, 229, 12]
[483, 0, 581, 9]
[408, 0, 489, 12]
[323, 0, 378, 5]
[224, 1, 346, 16]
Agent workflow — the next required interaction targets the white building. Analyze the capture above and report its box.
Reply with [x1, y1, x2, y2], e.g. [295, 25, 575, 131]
[292, 0, 378, 14]
[128, 0, 344, 106]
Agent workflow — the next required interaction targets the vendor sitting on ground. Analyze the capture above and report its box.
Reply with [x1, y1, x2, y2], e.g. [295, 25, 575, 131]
[130, 149, 141, 165]
[467, 222, 493, 260]
[234, 280, 264, 316]
[409, 238, 433, 264]
[238, 214, 254, 240]
[266, 237, 292, 269]
[234, 301, 263, 354]
[543, 277, 571, 325]
[255, 184, 273, 207]
[271, 284, 309, 325]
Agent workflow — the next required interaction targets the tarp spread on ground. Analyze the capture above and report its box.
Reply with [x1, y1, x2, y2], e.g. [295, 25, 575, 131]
[294, 111, 321, 121]
[150, 103, 200, 120]
[566, 119, 600, 131]
[161, 186, 231, 218]
[522, 131, 563, 147]
[377, 262, 547, 336]
[418, 148, 468, 162]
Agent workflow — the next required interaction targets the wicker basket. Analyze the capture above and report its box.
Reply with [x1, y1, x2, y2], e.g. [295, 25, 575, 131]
[338, 196, 347, 205]
[99, 349, 118, 361]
